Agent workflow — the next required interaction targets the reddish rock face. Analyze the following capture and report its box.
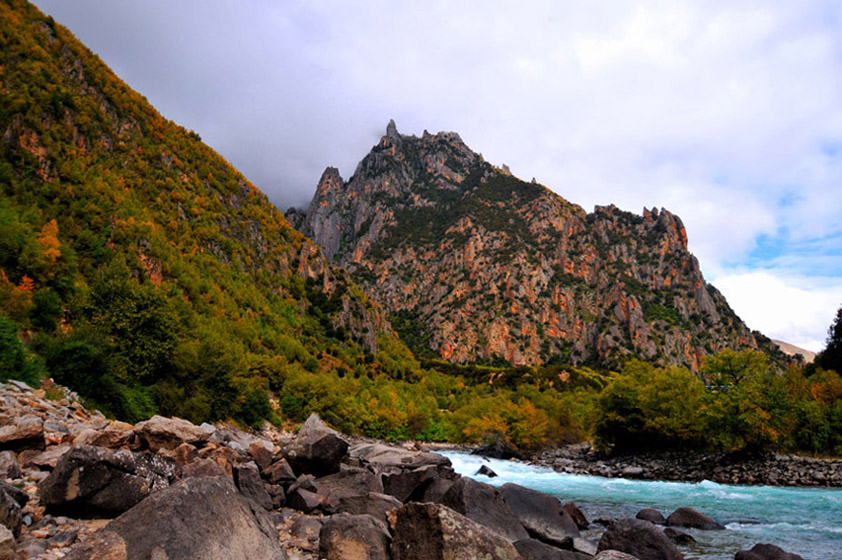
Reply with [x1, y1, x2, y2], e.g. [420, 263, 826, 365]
[290, 122, 765, 370]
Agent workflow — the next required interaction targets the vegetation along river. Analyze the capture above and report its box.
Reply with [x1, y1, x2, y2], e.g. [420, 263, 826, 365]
[443, 451, 842, 560]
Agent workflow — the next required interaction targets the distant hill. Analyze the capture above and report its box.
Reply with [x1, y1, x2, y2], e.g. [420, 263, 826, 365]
[289, 121, 781, 370]
[0, 0, 410, 423]
[773, 340, 816, 364]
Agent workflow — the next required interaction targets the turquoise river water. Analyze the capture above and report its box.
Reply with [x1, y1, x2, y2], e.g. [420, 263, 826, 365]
[442, 451, 842, 560]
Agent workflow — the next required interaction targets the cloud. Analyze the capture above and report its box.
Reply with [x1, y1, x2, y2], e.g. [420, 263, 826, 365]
[31, 0, 842, 346]
[711, 269, 842, 351]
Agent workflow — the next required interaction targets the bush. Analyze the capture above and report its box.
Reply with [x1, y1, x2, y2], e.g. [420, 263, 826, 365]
[0, 315, 42, 385]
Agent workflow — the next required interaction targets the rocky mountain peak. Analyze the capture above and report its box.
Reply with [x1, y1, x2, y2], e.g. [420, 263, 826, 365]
[289, 125, 768, 369]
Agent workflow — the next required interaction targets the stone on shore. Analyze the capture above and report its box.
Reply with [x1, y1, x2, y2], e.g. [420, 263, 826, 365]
[133, 415, 213, 451]
[73, 421, 133, 449]
[234, 462, 273, 511]
[477, 464, 498, 477]
[440, 477, 530, 542]
[349, 442, 451, 470]
[666, 507, 725, 530]
[0, 452, 20, 479]
[38, 445, 174, 517]
[597, 518, 684, 560]
[594, 551, 641, 560]
[499, 482, 579, 545]
[636, 508, 666, 525]
[391, 502, 520, 560]
[0, 525, 18, 560]
[282, 414, 349, 477]
[0, 415, 44, 452]
[563, 502, 590, 530]
[318, 513, 391, 560]
[66, 475, 286, 560]
[337, 492, 402, 524]
[514, 537, 592, 560]
[734, 543, 805, 560]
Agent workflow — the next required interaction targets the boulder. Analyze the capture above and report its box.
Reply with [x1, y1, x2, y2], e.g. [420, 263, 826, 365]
[0, 525, 17, 560]
[662, 528, 695, 544]
[22, 445, 69, 470]
[477, 464, 498, 477]
[73, 422, 133, 449]
[248, 440, 275, 471]
[498, 482, 579, 545]
[38, 445, 174, 517]
[287, 488, 324, 513]
[734, 543, 805, 560]
[594, 552, 641, 560]
[263, 457, 296, 484]
[419, 477, 455, 503]
[317, 467, 384, 502]
[337, 492, 402, 523]
[282, 414, 348, 477]
[636, 508, 666, 525]
[349, 442, 450, 470]
[563, 502, 590, 530]
[573, 537, 598, 556]
[67, 475, 285, 560]
[290, 516, 323, 549]
[597, 518, 683, 560]
[440, 477, 530, 542]
[63, 529, 126, 560]
[383, 464, 439, 502]
[319, 513, 391, 560]
[666, 507, 725, 530]
[180, 457, 228, 478]
[0, 452, 20, 479]
[234, 462, 273, 511]
[0, 487, 21, 537]
[133, 415, 213, 451]
[0, 415, 44, 451]
[391, 502, 520, 560]
[514, 538, 592, 560]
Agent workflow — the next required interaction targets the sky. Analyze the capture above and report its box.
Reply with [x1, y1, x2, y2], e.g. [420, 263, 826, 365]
[32, 0, 842, 352]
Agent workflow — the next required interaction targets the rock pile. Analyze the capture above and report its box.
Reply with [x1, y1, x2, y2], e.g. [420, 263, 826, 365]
[0, 381, 806, 560]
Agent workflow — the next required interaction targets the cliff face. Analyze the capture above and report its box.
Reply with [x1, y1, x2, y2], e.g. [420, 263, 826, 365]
[290, 121, 759, 369]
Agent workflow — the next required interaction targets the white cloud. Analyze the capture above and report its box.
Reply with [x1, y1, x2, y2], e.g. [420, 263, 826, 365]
[711, 270, 842, 351]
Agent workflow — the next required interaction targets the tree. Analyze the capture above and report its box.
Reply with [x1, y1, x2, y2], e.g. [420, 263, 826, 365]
[816, 305, 842, 374]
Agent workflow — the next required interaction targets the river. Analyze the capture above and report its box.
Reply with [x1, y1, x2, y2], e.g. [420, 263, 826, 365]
[442, 451, 842, 560]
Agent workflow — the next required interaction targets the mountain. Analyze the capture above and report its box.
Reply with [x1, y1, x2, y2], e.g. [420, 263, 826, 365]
[290, 121, 767, 370]
[772, 340, 816, 364]
[0, 0, 406, 423]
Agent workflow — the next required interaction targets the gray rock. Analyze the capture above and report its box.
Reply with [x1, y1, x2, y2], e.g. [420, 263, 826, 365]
[0, 452, 19, 479]
[666, 507, 725, 530]
[735, 543, 804, 560]
[69, 475, 286, 560]
[0, 488, 21, 537]
[263, 457, 296, 484]
[514, 538, 591, 560]
[383, 464, 439, 503]
[337, 492, 402, 523]
[234, 462, 273, 511]
[349, 442, 451, 470]
[440, 478, 529, 542]
[594, 551, 641, 560]
[319, 513, 391, 560]
[391, 502, 520, 560]
[316, 466, 383, 507]
[499, 482, 579, 545]
[282, 414, 348, 477]
[133, 415, 213, 451]
[563, 502, 590, 530]
[477, 464, 498, 477]
[662, 528, 695, 544]
[636, 508, 666, 525]
[0, 415, 43, 451]
[38, 445, 174, 517]
[0, 524, 16, 560]
[597, 518, 683, 560]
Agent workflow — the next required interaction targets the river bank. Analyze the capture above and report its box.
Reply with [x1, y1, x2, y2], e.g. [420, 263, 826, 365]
[528, 444, 842, 487]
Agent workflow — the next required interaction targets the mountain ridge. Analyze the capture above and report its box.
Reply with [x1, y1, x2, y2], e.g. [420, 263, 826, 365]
[289, 121, 776, 370]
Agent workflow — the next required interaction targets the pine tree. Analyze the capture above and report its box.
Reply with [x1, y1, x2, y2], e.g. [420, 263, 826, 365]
[817, 305, 842, 374]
